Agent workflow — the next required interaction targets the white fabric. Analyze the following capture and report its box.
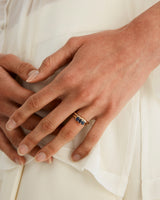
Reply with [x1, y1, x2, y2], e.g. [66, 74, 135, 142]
[16, 159, 120, 200]
[0, 0, 160, 199]
[0, 111, 142, 200]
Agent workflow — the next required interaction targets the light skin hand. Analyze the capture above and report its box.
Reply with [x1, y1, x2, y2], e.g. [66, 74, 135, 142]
[6, 2, 160, 162]
[0, 54, 58, 164]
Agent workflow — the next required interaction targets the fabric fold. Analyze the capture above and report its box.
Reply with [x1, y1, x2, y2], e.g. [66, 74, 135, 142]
[1, 0, 160, 199]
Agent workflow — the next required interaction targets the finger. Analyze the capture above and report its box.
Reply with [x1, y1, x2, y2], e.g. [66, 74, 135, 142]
[0, 101, 42, 131]
[33, 107, 94, 162]
[0, 117, 28, 148]
[0, 100, 17, 116]
[1, 117, 38, 152]
[0, 66, 34, 103]
[1, 99, 61, 134]
[71, 117, 111, 161]
[26, 36, 84, 83]
[42, 98, 62, 112]
[6, 80, 64, 131]
[16, 99, 78, 157]
[0, 128, 25, 165]
[22, 114, 42, 131]
[12, 87, 34, 106]
[0, 54, 38, 81]
[0, 117, 53, 163]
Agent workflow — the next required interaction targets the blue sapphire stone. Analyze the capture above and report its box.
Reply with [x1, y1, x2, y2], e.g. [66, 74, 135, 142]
[81, 121, 85, 125]
[76, 117, 80, 121]
[75, 116, 86, 125]
[78, 118, 82, 123]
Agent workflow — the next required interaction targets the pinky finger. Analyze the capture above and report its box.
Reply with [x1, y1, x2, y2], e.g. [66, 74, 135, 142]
[0, 128, 25, 165]
[71, 116, 111, 161]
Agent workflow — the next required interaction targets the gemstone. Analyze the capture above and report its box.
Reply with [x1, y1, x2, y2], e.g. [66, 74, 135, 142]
[76, 117, 80, 121]
[81, 121, 85, 125]
[75, 116, 85, 125]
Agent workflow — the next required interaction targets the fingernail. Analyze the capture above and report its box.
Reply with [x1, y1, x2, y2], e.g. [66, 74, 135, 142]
[18, 144, 29, 155]
[15, 158, 24, 165]
[6, 119, 16, 131]
[72, 154, 81, 161]
[35, 152, 46, 162]
[26, 70, 39, 82]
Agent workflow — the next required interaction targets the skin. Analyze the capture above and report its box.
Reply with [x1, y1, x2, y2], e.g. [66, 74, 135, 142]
[0, 54, 61, 164]
[4, 2, 160, 163]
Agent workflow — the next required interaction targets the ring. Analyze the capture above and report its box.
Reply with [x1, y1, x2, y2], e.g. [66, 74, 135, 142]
[73, 112, 89, 126]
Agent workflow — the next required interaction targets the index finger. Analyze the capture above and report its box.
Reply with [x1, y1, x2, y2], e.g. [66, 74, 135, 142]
[5, 80, 64, 131]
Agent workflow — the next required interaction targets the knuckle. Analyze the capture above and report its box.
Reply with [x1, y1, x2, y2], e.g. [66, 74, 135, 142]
[61, 72, 77, 88]
[78, 88, 94, 104]
[45, 145, 57, 155]
[27, 95, 40, 110]
[41, 56, 52, 69]
[1, 54, 13, 62]
[41, 119, 55, 132]
[0, 54, 16, 68]
[17, 62, 31, 74]
[23, 135, 36, 147]
[60, 129, 75, 141]
[12, 110, 24, 124]
[26, 136, 38, 147]
[5, 54, 15, 59]
[66, 37, 79, 48]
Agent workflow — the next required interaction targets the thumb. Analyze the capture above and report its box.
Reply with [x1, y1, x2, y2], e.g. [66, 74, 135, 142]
[0, 54, 38, 81]
[26, 36, 83, 83]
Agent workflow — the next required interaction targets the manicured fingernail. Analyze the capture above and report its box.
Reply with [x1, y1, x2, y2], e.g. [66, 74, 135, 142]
[6, 119, 16, 131]
[72, 154, 81, 161]
[18, 144, 29, 155]
[35, 152, 46, 162]
[26, 70, 39, 82]
[15, 158, 24, 165]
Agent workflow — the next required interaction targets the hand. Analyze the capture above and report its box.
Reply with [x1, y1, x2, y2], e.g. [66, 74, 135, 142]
[6, 14, 159, 162]
[0, 54, 55, 164]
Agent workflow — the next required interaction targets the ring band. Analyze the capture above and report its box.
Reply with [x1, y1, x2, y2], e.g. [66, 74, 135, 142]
[73, 112, 89, 126]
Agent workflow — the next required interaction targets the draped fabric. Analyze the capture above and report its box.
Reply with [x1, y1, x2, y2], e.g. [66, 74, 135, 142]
[0, 0, 160, 199]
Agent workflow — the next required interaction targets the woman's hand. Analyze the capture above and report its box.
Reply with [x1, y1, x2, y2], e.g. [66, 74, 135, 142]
[0, 54, 55, 164]
[6, 4, 160, 162]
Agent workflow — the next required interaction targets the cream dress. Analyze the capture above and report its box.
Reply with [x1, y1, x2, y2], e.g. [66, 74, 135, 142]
[0, 0, 160, 200]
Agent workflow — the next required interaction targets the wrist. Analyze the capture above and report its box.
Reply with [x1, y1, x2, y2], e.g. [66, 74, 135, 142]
[127, 2, 160, 72]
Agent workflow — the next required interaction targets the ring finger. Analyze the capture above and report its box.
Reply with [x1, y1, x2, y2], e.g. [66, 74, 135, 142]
[33, 106, 95, 162]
